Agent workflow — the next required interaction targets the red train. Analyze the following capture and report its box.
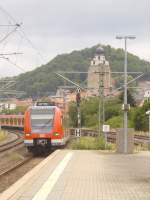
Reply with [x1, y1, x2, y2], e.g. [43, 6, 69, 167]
[24, 103, 70, 153]
[0, 115, 24, 128]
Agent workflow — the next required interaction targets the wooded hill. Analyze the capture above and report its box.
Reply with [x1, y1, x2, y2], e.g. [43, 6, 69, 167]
[13, 44, 150, 97]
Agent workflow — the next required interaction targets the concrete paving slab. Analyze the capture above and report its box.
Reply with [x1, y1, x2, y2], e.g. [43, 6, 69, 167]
[1, 150, 150, 200]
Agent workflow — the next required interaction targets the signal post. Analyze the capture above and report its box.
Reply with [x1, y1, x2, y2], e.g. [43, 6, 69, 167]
[75, 88, 81, 137]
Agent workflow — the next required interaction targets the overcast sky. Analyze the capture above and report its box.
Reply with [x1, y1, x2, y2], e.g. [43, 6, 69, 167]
[0, 0, 149, 77]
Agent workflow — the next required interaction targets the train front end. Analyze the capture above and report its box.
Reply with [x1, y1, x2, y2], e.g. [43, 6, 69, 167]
[24, 105, 64, 152]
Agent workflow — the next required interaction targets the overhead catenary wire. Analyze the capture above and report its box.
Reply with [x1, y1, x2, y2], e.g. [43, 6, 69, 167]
[55, 72, 84, 90]
[0, 24, 19, 27]
[57, 71, 143, 74]
[110, 73, 145, 95]
[0, 5, 45, 63]
[0, 6, 26, 72]
[1, 56, 26, 72]
[14, 34, 24, 64]
[19, 29, 45, 63]
[0, 6, 27, 98]
[0, 21, 23, 75]
[0, 24, 21, 44]
[0, 4, 46, 75]
[0, 81, 16, 90]
[0, 52, 22, 56]
[1, 24, 10, 53]
[0, 5, 17, 23]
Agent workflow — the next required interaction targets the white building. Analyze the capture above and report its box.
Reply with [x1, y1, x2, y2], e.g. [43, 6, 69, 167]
[144, 90, 150, 99]
[0, 103, 16, 111]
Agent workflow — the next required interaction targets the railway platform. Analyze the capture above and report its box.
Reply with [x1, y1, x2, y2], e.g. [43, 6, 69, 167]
[1, 150, 150, 200]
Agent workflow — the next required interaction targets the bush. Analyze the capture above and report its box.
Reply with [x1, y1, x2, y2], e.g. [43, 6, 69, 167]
[106, 116, 123, 128]
[69, 136, 113, 150]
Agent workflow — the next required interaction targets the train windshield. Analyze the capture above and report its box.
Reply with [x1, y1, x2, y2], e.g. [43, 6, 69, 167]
[31, 108, 54, 133]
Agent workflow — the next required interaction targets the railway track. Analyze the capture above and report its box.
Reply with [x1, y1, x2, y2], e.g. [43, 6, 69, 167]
[0, 154, 44, 193]
[104, 132, 150, 146]
[0, 155, 32, 177]
[106, 132, 150, 146]
[70, 128, 150, 147]
[0, 130, 24, 153]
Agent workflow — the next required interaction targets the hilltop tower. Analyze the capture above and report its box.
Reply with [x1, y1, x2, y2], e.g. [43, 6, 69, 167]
[87, 46, 111, 96]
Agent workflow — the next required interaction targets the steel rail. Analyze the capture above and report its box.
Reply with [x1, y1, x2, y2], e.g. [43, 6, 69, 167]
[0, 130, 23, 153]
[0, 156, 32, 177]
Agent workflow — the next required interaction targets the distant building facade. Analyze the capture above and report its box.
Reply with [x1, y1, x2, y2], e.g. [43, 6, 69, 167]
[135, 81, 150, 104]
[87, 46, 111, 96]
[0, 103, 16, 111]
[0, 98, 32, 112]
[144, 90, 150, 100]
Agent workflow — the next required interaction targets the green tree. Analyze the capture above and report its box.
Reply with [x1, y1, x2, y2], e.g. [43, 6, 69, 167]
[119, 89, 136, 107]
[68, 96, 123, 128]
[104, 98, 122, 121]
[6, 44, 150, 98]
[68, 102, 77, 127]
[132, 100, 150, 131]
[106, 116, 123, 128]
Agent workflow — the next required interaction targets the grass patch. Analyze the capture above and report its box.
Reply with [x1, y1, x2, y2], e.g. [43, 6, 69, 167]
[0, 130, 8, 142]
[69, 136, 114, 150]
[134, 144, 150, 152]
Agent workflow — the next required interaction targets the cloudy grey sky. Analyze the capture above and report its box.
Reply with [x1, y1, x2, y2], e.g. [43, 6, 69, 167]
[0, 0, 149, 77]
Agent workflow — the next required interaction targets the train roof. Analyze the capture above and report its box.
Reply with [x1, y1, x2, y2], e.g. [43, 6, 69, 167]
[29, 106, 59, 110]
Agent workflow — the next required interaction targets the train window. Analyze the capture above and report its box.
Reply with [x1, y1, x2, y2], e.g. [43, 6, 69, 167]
[36, 102, 55, 106]
[31, 108, 54, 115]
[30, 108, 54, 133]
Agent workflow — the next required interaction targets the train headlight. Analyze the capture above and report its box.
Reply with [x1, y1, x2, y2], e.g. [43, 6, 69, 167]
[53, 132, 59, 136]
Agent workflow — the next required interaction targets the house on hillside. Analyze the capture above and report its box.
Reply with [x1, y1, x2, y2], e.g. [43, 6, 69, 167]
[0, 98, 32, 112]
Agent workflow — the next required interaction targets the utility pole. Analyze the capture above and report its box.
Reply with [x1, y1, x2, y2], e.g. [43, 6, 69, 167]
[146, 110, 150, 142]
[116, 35, 136, 153]
[98, 69, 105, 136]
[101, 66, 105, 125]
[98, 71, 101, 136]
[76, 88, 81, 129]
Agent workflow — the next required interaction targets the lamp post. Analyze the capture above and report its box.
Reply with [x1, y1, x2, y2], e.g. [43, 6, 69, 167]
[116, 35, 136, 153]
[146, 110, 150, 137]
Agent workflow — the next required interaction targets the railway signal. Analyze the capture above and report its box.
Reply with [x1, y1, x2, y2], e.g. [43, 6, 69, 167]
[55, 73, 83, 131]
[76, 88, 81, 106]
[75, 128, 81, 137]
[76, 88, 81, 133]
[76, 87, 81, 93]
